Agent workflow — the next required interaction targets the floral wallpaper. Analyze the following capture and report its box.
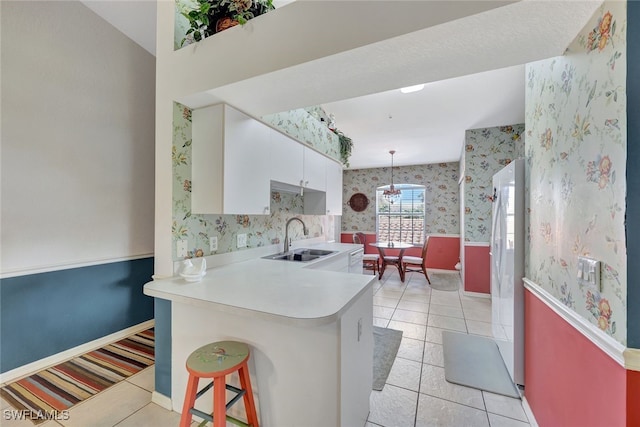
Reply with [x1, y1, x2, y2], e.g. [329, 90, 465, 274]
[525, 1, 627, 344]
[262, 108, 340, 161]
[342, 163, 459, 235]
[173, 103, 333, 260]
[463, 124, 525, 243]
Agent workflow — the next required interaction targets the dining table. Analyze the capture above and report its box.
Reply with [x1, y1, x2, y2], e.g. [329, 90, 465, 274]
[369, 241, 415, 282]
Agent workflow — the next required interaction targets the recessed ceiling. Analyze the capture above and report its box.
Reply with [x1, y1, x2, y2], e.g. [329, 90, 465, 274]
[84, 0, 602, 169]
[322, 65, 525, 169]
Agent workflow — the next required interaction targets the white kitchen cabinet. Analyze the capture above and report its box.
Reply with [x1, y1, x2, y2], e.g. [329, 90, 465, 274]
[192, 103, 340, 216]
[304, 157, 343, 215]
[269, 128, 303, 187]
[339, 286, 373, 427]
[303, 147, 327, 191]
[325, 159, 343, 215]
[307, 247, 362, 274]
[306, 251, 349, 273]
[192, 104, 271, 215]
[269, 129, 328, 196]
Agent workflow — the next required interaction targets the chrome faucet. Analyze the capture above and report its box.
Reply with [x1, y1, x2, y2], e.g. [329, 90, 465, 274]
[284, 217, 309, 253]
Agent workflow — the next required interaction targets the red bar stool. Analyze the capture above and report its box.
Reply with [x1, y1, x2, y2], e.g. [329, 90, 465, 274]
[179, 341, 259, 427]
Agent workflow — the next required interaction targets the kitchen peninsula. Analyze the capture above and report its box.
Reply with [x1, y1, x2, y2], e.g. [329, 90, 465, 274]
[144, 242, 375, 427]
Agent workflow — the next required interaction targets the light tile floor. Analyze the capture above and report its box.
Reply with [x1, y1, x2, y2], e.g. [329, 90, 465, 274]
[1, 270, 530, 427]
[367, 270, 530, 427]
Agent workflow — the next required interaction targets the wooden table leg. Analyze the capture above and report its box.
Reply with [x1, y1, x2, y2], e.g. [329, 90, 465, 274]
[377, 247, 386, 280]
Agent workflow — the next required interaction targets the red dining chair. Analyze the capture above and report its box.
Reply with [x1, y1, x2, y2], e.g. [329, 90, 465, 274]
[352, 232, 379, 275]
[402, 236, 431, 284]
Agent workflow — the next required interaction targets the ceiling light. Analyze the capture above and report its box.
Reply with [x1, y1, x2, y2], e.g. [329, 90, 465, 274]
[400, 84, 425, 94]
[383, 150, 401, 204]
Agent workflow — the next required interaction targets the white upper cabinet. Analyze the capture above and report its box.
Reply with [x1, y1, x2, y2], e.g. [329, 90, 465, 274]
[192, 103, 342, 216]
[304, 157, 343, 215]
[192, 104, 271, 215]
[303, 147, 327, 191]
[270, 128, 303, 187]
[326, 159, 343, 215]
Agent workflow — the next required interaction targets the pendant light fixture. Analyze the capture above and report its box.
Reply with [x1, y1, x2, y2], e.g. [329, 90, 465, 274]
[383, 150, 401, 204]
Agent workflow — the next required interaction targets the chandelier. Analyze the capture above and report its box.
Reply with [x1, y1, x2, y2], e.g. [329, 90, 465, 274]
[383, 150, 401, 204]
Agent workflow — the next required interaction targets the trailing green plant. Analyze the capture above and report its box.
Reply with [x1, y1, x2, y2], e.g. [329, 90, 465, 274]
[181, 0, 275, 46]
[181, 1, 211, 45]
[333, 129, 353, 168]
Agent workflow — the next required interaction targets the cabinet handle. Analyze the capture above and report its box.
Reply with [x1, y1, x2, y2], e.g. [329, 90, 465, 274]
[305, 180, 309, 186]
[264, 206, 270, 214]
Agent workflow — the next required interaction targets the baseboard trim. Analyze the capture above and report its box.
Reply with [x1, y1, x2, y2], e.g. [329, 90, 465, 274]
[0, 319, 155, 385]
[152, 391, 173, 411]
[623, 347, 640, 371]
[522, 396, 539, 427]
[464, 242, 490, 247]
[523, 278, 627, 369]
[462, 290, 491, 299]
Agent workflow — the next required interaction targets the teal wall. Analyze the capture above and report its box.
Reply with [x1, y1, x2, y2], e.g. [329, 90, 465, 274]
[0, 258, 154, 373]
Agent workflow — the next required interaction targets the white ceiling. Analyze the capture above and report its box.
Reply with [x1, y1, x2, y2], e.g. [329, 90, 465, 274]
[322, 65, 525, 169]
[83, 0, 602, 169]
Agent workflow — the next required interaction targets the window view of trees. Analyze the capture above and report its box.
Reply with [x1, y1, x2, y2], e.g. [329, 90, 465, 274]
[376, 184, 425, 244]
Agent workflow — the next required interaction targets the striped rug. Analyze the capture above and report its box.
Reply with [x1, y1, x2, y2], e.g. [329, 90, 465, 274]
[1, 328, 154, 424]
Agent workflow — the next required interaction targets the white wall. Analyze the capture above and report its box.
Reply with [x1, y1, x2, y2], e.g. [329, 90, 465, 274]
[1, 1, 155, 275]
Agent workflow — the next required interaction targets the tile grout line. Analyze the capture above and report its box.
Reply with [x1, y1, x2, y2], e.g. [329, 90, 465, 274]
[412, 275, 430, 427]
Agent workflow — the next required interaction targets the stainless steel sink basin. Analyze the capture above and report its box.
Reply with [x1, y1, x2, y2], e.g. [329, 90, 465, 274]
[262, 248, 336, 262]
[296, 249, 335, 256]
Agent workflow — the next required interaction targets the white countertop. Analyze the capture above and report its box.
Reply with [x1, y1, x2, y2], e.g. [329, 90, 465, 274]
[143, 242, 376, 326]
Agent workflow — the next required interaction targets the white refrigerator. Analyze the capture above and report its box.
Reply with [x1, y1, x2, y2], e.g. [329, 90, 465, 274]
[490, 159, 525, 387]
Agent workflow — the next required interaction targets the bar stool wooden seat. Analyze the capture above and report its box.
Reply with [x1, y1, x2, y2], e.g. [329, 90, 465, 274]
[179, 341, 259, 427]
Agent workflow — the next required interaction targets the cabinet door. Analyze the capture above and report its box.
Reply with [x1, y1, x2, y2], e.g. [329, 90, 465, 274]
[270, 129, 303, 187]
[223, 106, 271, 214]
[305, 252, 348, 272]
[325, 159, 343, 215]
[191, 104, 224, 214]
[303, 147, 327, 191]
[340, 286, 373, 426]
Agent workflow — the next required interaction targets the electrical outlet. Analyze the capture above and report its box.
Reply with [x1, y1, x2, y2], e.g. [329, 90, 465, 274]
[177, 239, 188, 258]
[237, 233, 247, 248]
[210, 236, 218, 252]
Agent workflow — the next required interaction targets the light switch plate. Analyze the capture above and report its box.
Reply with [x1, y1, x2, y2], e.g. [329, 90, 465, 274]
[237, 233, 247, 248]
[177, 239, 188, 258]
[577, 256, 601, 291]
[210, 236, 218, 252]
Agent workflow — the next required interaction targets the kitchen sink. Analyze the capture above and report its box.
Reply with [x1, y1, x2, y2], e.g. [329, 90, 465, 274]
[262, 248, 337, 262]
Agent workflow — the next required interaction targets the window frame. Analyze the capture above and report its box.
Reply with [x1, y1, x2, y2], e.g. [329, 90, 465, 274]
[375, 183, 426, 244]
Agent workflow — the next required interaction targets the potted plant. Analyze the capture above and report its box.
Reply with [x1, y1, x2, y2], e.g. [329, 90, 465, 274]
[181, 0, 275, 46]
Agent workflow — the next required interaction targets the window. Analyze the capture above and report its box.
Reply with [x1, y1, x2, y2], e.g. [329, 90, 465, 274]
[376, 184, 425, 244]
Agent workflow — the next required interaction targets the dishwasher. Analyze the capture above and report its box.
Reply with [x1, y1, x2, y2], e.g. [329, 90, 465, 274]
[347, 248, 364, 274]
